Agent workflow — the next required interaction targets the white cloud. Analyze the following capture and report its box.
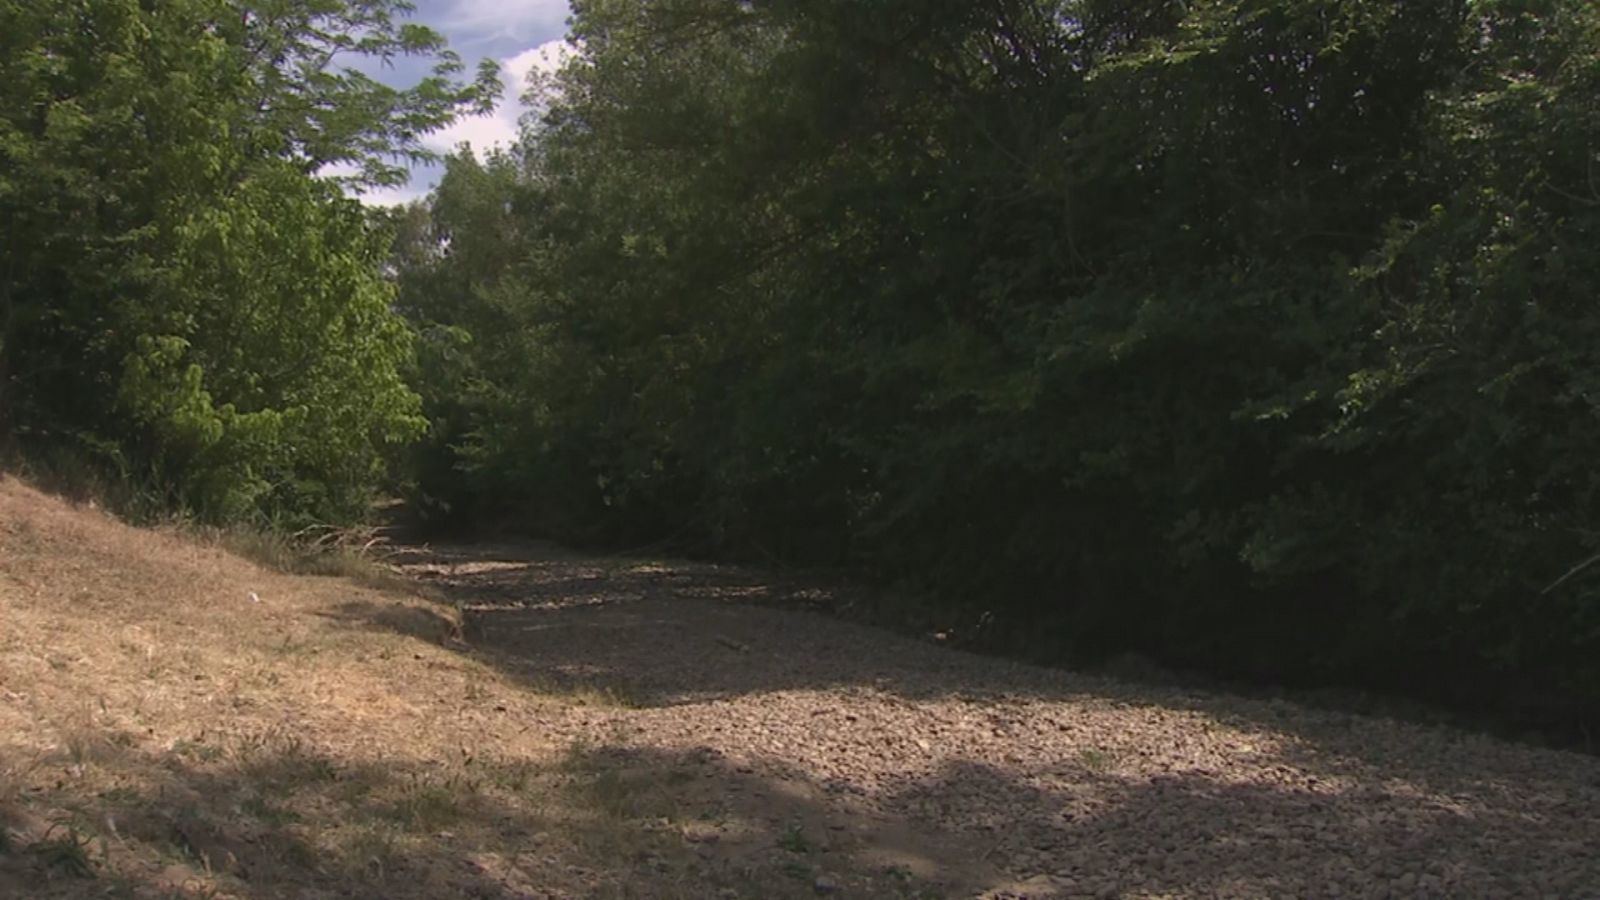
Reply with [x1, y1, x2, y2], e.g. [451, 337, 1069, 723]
[438, 0, 571, 47]
[318, 160, 433, 207]
[423, 38, 574, 158]
[354, 180, 433, 208]
[325, 31, 577, 205]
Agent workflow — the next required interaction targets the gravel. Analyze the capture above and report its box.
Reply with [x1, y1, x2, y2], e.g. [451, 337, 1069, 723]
[400, 542, 1600, 899]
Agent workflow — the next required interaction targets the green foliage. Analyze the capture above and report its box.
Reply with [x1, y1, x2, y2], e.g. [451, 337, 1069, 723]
[388, 150, 535, 525]
[0, 0, 488, 524]
[398, 0, 1600, 726]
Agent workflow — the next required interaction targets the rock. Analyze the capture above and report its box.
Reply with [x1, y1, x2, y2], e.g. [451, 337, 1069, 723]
[814, 874, 841, 894]
[1013, 874, 1061, 896]
[683, 824, 720, 844]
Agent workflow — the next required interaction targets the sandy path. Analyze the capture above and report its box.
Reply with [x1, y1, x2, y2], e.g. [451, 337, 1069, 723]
[395, 540, 1600, 899]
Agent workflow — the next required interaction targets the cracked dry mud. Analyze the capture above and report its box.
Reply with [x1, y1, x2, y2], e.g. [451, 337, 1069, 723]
[395, 540, 1600, 899]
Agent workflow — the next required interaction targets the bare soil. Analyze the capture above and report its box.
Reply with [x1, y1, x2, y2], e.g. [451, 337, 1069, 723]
[3, 476, 1599, 898]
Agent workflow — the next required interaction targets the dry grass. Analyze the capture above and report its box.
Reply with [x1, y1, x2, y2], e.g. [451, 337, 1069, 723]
[196, 522, 417, 594]
[0, 475, 767, 899]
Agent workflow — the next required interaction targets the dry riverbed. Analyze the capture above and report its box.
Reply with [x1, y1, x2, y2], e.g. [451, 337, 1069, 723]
[2, 477, 1598, 898]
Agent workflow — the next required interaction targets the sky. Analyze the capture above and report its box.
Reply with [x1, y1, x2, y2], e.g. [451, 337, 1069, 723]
[353, 0, 575, 206]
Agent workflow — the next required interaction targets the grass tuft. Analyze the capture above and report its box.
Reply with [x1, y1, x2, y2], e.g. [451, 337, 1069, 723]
[383, 772, 477, 831]
[778, 823, 813, 854]
[1077, 747, 1118, 772]
[205, 524, 406, 590]
[27, 825, 98, 878]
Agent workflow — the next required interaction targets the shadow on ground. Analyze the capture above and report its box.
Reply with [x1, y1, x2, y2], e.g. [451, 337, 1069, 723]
[4, 718, 1594, 899]
[385, 541, 1596, 769]
[387, 540, 1046, 706]
[1, 731, 962, 899]
[290, 538, 1600, 897]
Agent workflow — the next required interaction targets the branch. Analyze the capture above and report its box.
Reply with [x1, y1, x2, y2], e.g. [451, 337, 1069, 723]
[1541, 551, 1600, 595]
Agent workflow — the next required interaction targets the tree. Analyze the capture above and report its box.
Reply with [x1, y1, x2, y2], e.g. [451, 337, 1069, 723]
[396, 0, 1600, 727]
[0, 0, 497, 522]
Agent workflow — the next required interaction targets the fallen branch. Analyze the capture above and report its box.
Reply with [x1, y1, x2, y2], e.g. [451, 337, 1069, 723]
[1541, 552, 1600, 595]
